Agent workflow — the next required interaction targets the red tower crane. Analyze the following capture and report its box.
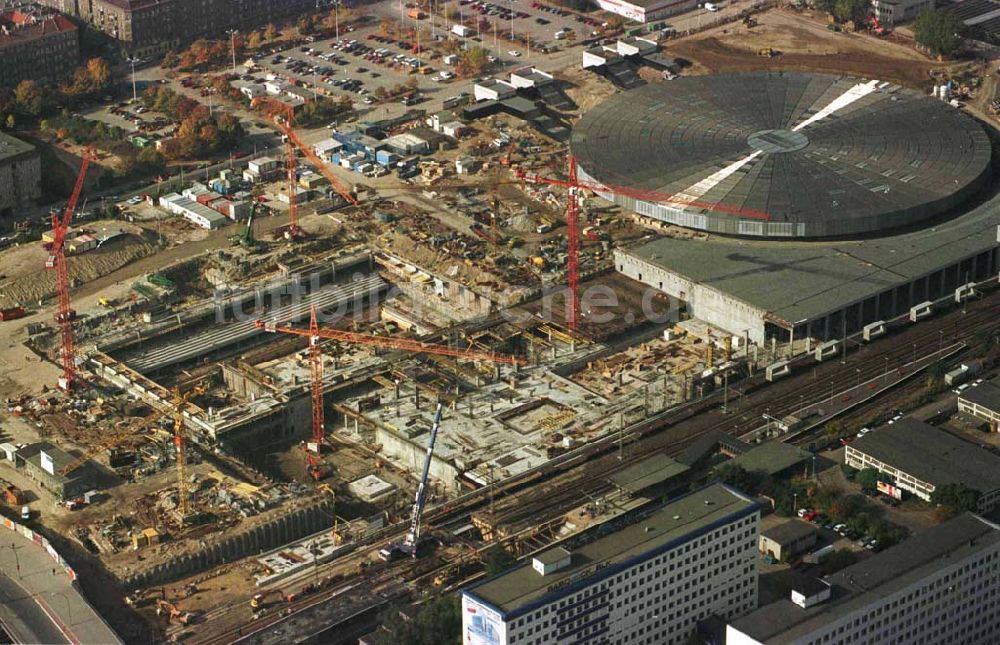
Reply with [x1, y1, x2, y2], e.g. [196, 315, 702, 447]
[255, 306, 524, 479]
[251, 97, 358, 240]
[514, 156, 772, 330]
[46, 149, 96, 391]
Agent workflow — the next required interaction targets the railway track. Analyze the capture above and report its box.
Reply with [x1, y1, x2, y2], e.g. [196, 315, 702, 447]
[484, 289, 1000, 531]
[191, 288, 1000, 643]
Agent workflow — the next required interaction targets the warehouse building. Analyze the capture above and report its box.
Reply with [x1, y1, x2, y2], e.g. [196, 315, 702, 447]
[462, 483, 760, 645]
[871, 0, 934, 25]
[759, 520, 817, 562]
[593, 0, 697, 22]
[844, 418, 1000, 512]
[958, 377, 1000, 430]
[727, 512, 1000, 644]
[159, 193, 230, 230]
[0, 131, 40, 217]
[16, 442, 93, 499]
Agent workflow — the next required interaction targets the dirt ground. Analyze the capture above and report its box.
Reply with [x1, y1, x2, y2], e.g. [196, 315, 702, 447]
[668, 8, 951, 90]
[558, 65, 618, 113]
[0, 224, 158, 308]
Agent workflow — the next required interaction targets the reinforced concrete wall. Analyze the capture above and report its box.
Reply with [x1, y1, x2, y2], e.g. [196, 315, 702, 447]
[614, 248, 767, 344]
[376, 425, 461, 492]
[121, 498, 334, 589]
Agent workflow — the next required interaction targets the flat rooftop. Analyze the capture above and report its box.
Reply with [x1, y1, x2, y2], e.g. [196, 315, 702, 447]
[0, 131, 35, 163]
[960, 376, 1000, 412]
[725, 442, 812, 476]
[849, 418, 1000, 491]
[621, 173, 1000, 324]
[465, 483, 757, 618]
[730, 513, 1000, 643]
[608, 452, 689, 493]
[761, 519, 816, 545]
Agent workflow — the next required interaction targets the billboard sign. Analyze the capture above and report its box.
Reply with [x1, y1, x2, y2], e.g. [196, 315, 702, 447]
[877, 480, 903, 500]
[463, 594, 506, 645]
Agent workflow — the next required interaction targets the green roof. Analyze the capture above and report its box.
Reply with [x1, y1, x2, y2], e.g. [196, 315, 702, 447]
[609, 452, 689, 493]
[466, 483, 757, 616]
[725, 442, 812, 476]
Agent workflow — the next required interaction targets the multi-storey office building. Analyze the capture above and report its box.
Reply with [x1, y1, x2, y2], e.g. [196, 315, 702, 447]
[727, 513, 1000, 645]
[462, 483, 760, 645]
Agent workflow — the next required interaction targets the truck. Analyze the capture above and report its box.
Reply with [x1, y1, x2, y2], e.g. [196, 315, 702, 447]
[803, 544, 835, 565]
[451, 24, 472, 38]
[0, 307, 25, 321]
[408, 8, 426, 19]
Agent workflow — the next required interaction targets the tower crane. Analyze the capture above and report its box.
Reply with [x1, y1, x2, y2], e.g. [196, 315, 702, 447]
[57, 386, 204, 523]
[380, 402, 444, 560]
[513, 156, 772, 330]
[171, 385, 205, 520]
[250, 97, 358, 240]
[46, 148, 97, 391]
[254, 307, 523, 480]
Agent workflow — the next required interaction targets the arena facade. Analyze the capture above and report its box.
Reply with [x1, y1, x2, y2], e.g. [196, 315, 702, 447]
[577, 72, 1000, 345]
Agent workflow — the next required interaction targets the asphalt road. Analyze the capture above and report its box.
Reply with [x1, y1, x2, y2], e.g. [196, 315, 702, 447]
[0, 571, 70, 645]
[0, 530, 121, 644]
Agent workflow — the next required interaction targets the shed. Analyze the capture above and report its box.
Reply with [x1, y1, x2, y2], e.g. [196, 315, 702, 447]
[759, 520, 818, 561]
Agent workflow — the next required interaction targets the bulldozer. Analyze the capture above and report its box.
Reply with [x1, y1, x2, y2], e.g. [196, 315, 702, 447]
[758, 47, 775, 57]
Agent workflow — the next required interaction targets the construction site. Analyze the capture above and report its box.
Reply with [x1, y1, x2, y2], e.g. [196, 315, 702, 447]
[0, 75, 742, 636]
[3, 3, 1000, 641]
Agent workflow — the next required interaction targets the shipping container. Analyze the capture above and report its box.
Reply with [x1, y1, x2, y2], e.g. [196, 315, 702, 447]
[0, 307, 26, 321]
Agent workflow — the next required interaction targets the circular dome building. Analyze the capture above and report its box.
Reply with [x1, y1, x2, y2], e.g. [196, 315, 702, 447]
[570, 72, 992, 238]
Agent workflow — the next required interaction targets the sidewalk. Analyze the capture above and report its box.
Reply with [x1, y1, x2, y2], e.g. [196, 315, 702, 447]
[0, 523, 121, 644]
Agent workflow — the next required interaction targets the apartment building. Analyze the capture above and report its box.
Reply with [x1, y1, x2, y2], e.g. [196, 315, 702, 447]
[0, 132, 41, 215]
[0, 7, 79, 87]
[727, 512, 1000, 645]
[40, 0, 317, 57]
[462, 483, 760, 645]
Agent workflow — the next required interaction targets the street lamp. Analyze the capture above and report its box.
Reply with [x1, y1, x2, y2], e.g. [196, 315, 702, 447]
[126, 57, 140, 102]
[333, 0, 341, 41]
[227, 30, 238, 75]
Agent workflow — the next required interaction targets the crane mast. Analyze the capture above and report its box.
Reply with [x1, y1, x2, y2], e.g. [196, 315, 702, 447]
[403, 402, 444, 556]
[48, 149, 95, 390]
[513, 156, 771, 332]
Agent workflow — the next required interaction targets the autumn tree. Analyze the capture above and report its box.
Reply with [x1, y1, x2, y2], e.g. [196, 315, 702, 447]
[86, 58, 112, 89]
[14, 80, 44, 117]
[457, 46, 491, 77]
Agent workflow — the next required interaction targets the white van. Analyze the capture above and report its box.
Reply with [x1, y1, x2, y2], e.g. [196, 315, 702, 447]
[704, 2, 720, 10]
